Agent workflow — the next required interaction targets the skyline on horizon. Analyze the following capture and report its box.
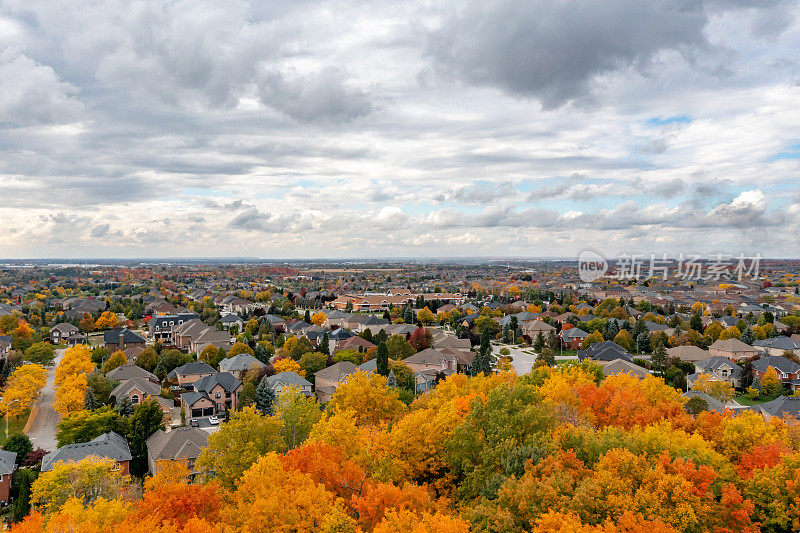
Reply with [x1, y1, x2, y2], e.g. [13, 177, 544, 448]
[2, 1, 799, 258]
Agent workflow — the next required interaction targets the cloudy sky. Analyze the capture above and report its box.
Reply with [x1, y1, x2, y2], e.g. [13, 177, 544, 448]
[1, 0, 799, 259]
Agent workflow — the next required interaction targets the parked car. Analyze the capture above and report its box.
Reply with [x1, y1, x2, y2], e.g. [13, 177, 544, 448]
[190, 418, 199, 427]
[209, 415, 219, 425]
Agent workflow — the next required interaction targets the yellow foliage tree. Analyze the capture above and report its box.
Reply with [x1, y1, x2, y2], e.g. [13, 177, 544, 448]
[328, 370, 406, 426]
[30, 456, 133, 515]
[718, 326, 741, 341]
[0, 364, 47, 419]
[55, 345, 94, 387]
[310, 312, 327, 326]
[101, 350, 127, 374]
[274, 358, 305, 377]
[94, 311, 119, 330]
[224, 452, 335, 531]
[416, 307, 436, 324]
[54, 372, 88, 417]
[691, 373, 734, 403]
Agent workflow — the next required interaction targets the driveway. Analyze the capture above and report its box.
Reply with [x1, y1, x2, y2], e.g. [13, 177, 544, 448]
[25, 348, 65, 452]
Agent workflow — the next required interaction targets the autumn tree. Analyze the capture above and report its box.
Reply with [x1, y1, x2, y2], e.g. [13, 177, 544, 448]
[760, 366, 784, 398]
[196, 405, 284, 490]
[224, 452, 336, 531]
[94, 311, 119, 330]
[275, 386, 323, 450]
[30, 456, 133, 515]
[310, 312, 327, 326]
[409, 327, 431, 351]
[101, 350, 127, 374]
[327, 371, 406, 426]
[0, 364, 47, 419]
[23, 342, 55, 366]
[417, 307, 436, 325]
[273, 357, 305, 377]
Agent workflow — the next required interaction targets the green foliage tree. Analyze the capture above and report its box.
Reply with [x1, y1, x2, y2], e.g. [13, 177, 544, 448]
[127, 398, 166, 476]
[24, 342, 55, 366]
[255, 378, 276, 415]
[275, 386, 323, 450]
[299, 351, 328, 383]
[3, 434, 32, 464]
[377, 341, 389, 377]
[56, 406, 121, 446]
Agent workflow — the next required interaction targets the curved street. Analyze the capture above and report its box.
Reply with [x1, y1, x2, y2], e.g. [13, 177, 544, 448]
[24, 348, 64, 452]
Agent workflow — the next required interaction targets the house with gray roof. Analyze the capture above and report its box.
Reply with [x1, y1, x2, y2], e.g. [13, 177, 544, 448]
[315, 361, 357, 403]
[106, 364, 158, 384]
[752, 355, 800, 392]
[688, 356, 742, 389]
[577, 341, 632, 363]
[755, 396, 800, 420]
[219, 354, 264, 380]
[0, 450, 16, 503]
[42, 432, 132, 474]
[753, 336, 800, 356]
[601, 358, 649, 379]
[682, 390, 726, 414]
[192, 371, 243, 412]
[104, 328, 146, 352]
[264, 371, 313, 397]
[167, 361, 216, 388]
[146, 427, 208, 475]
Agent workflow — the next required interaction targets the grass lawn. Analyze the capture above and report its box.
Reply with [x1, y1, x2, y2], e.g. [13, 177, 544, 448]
[733, 393, 781, 406]
[0, 408, 32, 446]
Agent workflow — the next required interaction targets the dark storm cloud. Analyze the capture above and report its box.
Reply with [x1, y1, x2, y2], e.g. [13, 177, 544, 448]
[426, 0, 785, 108]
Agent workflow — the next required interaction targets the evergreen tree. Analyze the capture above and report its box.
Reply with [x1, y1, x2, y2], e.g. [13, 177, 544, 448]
[473, 328, 493, 376]
[84, 387, 100, 410]
[11, 468, 35, 523]
[502, 324, 511, 344]
[651, 343, 668, 375]
[304, 309, 311, 324]
[605, 320, 619, 341]
[690, 313, 703, 332]
[117, 395, 134, 416]
[533, 332, 545, 352]
[740, 326, 755, 345]
[128, 398, 166, 476]
[635, 332, 650, 354]
[255, 379, 276, 416]
[403, 305, 414, 324]
[319, 332, 330, 355]
[377, 342, 389, 377]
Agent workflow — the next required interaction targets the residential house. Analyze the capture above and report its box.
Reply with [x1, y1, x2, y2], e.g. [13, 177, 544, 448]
[49, 323, 85, 345]
[0, 450, 16, 504]
[334, 336, 376, 354]
[754, 396, 800, 421]
[687, 356, 743, 389]
[146, 427, 209, 476]
[682, 390, 726, 414]
[666, 345, 709, 363]
[404, 348, 457, 375]
[219, 354, 265, 380]
[708, 338, 759, 361]
[315, 361, 358, 402]
[171, 318, 231, 354]
[109, 376, 172, 414]
[752, 337, 800, 357]
[577, 341, 632, 362]
[752, 355, 800, 392]
[41, 432, 132, 475]
[167, 361, 216, 388]
[521, 320, 556, 340]
[219, 313, 244, 332]
[106, 364, 159, 384]
[264, 371, 313, 397]
[104, 329, 146, 352]
[0, 335, 11, 360]
[190, 372, 243, 413]
[601, 358, 650, 379]
[560, 327, 590, 349]
[148, 312, 200, 342]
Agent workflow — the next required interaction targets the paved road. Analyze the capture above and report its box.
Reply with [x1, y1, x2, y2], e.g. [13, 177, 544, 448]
[25, 348, 65, 452]
[492, 342, 538, 374]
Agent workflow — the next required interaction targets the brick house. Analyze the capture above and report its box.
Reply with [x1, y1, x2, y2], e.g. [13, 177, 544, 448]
[104, 329, 146, 352]
[146, 427, 208, 476]
[560, 327, 590, 349]
[315, 361, 357, 403]
[167, 361, 216, 388]
[752, 355, 800, 392]
[0, 450, 16, 504]
[708, 338, 759, 362]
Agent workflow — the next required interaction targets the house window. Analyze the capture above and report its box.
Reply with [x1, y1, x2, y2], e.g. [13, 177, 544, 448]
[131, 395, 140, 404]
[215, 392, 221, 399]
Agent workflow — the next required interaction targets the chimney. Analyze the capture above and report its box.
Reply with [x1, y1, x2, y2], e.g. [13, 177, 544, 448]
[119, 331, 125, 351]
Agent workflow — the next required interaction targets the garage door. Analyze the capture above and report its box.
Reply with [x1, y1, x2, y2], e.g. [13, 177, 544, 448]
[191, 408, 202, 417]
[203, 407, 214, 416]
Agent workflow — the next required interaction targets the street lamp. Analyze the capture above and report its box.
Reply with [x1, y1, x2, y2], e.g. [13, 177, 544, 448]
[6, 398, 20, 439]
